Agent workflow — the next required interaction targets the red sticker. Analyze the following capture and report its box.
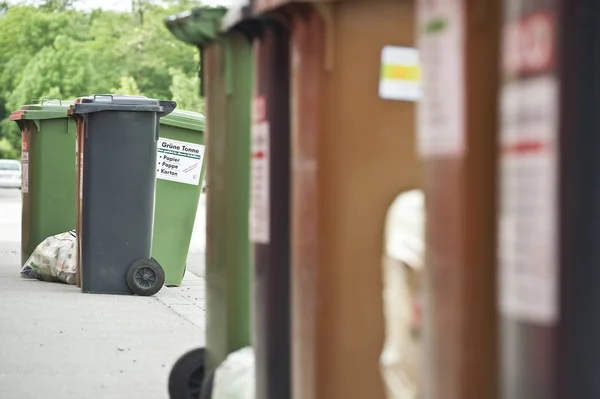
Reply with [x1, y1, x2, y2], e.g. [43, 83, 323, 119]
[253, 96, 266, 123]
[503, 11, 556, 76]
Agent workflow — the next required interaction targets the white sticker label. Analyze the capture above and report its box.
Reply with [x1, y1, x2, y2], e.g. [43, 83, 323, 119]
[378, 46, 421, 101]
[417, 0, 466, 157]
[156, 138, 205, 186]
[498, 75, 558, 325]
[249, 117, 270, 244]
[21, 151, 29, 193]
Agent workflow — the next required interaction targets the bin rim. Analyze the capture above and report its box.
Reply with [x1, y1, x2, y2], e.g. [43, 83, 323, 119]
[221, 0, 251, 31]
[9, 99, 75, 121]
[160, 109, 205, 132]
[68, 94, 176, 116]
[164, 6, 228, 46]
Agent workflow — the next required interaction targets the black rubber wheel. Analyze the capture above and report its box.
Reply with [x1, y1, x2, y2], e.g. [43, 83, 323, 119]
[169, 347, 206, 399]
[126, 258, 164, 296]
[200, 368, 215, 399]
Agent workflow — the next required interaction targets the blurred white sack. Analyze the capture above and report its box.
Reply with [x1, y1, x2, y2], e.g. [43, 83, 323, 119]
[380, 189, 425, 399]
[212, 346, 255, 399]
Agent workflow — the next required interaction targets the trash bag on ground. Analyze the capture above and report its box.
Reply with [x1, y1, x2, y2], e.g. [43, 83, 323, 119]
[380, 189, 425, 399]
[212, 346, 255, 399]
[20, 231, 77, 285]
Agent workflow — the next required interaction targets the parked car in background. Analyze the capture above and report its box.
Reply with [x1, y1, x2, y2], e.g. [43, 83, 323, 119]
[0, 159, 21, 189]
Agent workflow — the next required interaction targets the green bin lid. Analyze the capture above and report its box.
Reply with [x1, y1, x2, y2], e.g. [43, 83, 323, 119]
[9, 98, 74, 121]
[160, 109, 205, 132]
[164, 7, 228, 46]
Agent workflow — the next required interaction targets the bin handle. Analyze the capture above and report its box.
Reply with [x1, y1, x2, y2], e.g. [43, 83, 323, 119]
[158, 100, 177, 118]
[157, 101, 177, 141]
[93, 94, 114, 102]
[41, 97, 62, 105]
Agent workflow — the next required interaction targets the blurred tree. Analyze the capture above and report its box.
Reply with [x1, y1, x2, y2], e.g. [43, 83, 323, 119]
[39, 0, 77, 12]
[7, 35, 103, 110]
[111, 76, 143, 96]
[0, 6, 89, 98]
[169, 67, 204, 113]
[0, 137, 18, 160]
[0, 1, 204, 159]
[119, 3, 199, 99]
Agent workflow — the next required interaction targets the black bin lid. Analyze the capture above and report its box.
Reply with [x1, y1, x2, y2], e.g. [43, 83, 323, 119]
[70, 94, 176, 116]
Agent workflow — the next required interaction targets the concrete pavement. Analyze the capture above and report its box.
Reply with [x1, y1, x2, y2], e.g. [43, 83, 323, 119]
[0, 188, 207, 399]
[0, 188, 20, 243]
[188, 193, 206, 279]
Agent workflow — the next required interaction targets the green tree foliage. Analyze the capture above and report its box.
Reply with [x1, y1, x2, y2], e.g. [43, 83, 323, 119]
[0, 137, 18, 159]
[111, 76, 143, 96]
[169, 67, 204, 113]
[0, 0, 204, 159]
[39, 0, 77, 12]
[7, 35, 103, 110]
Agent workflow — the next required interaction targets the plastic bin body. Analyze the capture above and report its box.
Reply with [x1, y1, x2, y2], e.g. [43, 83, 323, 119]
[152, 109, 207, 287]
[417, 0, 501, 398]
[499, 2, 557, 398]
[241, 1, 421, 398]
[9, 100, 76, 266]
[250, 21, 291, 399]
[70, 95, 175, 295]
[204, 31, 253, 372]
[498, 1, 600, 398]
[165, 8, 253, 373]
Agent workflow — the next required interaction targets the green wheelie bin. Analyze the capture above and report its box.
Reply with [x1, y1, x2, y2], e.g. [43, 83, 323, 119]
[152, 109, 207, 287]
[9, 98, 76, 266]
[165, 6, 253, 397]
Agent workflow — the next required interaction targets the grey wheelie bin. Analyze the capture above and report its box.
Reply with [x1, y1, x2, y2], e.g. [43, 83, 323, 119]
[68, 94, 176, 296]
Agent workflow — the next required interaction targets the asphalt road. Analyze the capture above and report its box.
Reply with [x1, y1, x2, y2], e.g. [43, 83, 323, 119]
[0, 187, 207, 399]
[188, 194, 206, 278]
[0, 188, 206, 277]
[0, 188, 20, 243]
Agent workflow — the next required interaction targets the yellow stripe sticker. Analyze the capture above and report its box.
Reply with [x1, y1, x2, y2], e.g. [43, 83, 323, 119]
[379, 46, 421, 101]
[381, 64, 421, 82]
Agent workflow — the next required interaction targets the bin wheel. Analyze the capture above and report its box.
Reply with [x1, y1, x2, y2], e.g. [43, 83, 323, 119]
[200, 368, 215, 399]
[126, 258, 164, 296]
[168, 347, 206, 399]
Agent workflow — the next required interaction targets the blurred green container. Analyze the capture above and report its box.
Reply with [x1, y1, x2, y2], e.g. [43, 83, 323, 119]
[10, 98, 76, 266]
[165, 5, 252, 372]
[153, 109, 207, 286]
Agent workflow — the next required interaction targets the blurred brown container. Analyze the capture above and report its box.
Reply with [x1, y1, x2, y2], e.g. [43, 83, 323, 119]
[416, 0, 501, 398]
[245, 1, 420, 398]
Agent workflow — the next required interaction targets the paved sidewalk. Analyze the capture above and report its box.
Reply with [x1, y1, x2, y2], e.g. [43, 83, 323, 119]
[0, 242, 206, 399]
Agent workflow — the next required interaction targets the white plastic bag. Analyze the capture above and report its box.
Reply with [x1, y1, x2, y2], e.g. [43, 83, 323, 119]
[20, 231, 77, 285]
[212, 346, 255, 399]
[380, 190, 425, 399]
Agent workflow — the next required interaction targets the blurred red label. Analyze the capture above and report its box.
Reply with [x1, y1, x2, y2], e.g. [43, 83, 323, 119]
[253, 96, 266, 123]
[503, 11, 556, 76]
[21, 134, 28, 150]
[501, 139, 550, 155]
